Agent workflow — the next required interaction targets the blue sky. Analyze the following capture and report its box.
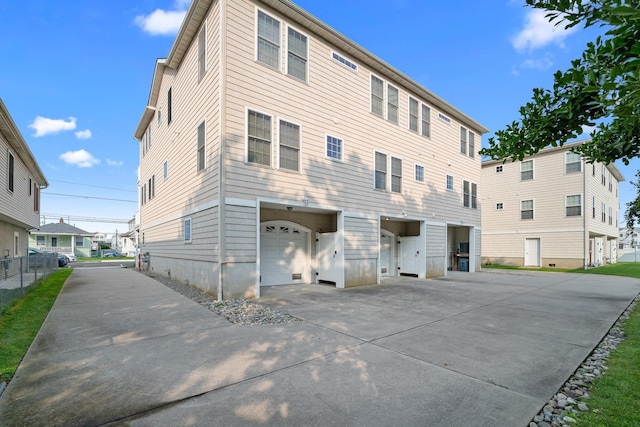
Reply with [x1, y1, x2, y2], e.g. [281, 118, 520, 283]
[1, 0, 637, 236]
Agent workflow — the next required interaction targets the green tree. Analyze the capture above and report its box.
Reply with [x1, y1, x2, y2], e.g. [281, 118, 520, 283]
[479, 0, 640, 228]
[479, 0, 640, 165]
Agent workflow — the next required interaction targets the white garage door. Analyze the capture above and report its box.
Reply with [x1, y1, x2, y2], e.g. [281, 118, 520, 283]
[260, 222, 308, 286]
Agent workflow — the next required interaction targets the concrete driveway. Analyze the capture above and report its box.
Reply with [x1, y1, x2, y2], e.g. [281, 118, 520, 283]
[0, 268, 638, 426]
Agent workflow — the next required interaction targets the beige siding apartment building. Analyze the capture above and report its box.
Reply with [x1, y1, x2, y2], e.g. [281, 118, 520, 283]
[134, 0, 488, 299]
[481, 141, 624, 269]
[0, 98, 47, 258]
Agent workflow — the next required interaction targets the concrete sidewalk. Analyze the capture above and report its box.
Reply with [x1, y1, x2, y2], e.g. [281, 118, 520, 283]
[0, 268, 638, 426]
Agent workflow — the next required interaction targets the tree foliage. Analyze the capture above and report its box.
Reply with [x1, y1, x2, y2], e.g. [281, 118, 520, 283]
[479, 0, 640, 165]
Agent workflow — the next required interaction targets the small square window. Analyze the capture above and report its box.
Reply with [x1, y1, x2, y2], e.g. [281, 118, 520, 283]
[326, 135, 343, 160]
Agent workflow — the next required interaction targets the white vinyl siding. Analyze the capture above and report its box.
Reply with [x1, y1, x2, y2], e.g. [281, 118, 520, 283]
[287, 27, 307, 81]
[247, 110, 272, 166]
[279, 119, 300, 171]
[257, 10, 280, 69]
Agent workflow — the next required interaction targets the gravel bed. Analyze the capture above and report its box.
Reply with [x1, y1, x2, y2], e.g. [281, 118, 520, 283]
[140, 271, 299, 325]
[529, 293, 639, 427]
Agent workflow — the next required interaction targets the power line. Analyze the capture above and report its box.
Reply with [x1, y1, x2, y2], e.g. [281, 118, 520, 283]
[42, 192, 137, 203]
[48, 179, 137, 193]
[41, 213, 131, 224]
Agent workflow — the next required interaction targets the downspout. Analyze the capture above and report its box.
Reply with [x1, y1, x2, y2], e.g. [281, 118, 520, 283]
[584, 159, 588, 269]
[217, 0, 227, 301]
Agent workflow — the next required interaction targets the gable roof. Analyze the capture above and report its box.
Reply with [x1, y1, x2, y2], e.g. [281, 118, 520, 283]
[31, 222, 93, 236]
[0, 98, 48, 186]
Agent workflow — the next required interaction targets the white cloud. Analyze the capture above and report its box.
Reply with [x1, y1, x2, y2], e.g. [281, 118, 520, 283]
[134, 1, 188, 36]
[512, 9, 578, 52]
[581, 124, 597, 135]
[29, 116, 77, 137]
[75, 129, 92, 140]
[60, 149, 100, 168]
[106, 158, 124, 167]
[521, 56, 554, 71]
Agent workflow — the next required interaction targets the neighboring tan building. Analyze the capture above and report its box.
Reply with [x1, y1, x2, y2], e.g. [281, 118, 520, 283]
[134, 0, 488, 299]
[29, 218, 93, 258]
[0, 98, 47, 259]
[481, 141, 624, 269]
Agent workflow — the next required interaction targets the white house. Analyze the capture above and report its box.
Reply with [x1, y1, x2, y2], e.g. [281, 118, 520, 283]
[482, 141, 623, 269]
[134, 0, 488, 298]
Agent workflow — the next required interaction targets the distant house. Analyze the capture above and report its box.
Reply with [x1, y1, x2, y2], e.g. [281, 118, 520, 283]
[0, 98, 48, 258]
[481, 141, 624, 269]
[619, 227, 640, 249]
[134, 0, 488, 299]
[29, 218, 93, 258]
[91, 232, 108, 251]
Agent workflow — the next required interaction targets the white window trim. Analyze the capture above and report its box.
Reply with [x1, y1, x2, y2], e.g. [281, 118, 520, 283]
[255, 8, 281, 70]
[390, 155, 403, 194]
[370, 73, 385, 118]
[446, 174, 454, 191]
[285, 23, 309, 82]
[373, 149, 388, 191]
[414, 163, 425, 183]
[197, 118, 206, 172]
[565, 151, 582, 173]
[325, 134, 343, 162]
[331, 51, 358, 72]
[521, 159, 534, 180]
[521, 199, 535, 220]
[387, 83, 399, 124]
[276, 117, 303, 173]
[245, 106, 273, 167]
[565, 193, 583, 217]
[408, 96, 419, 133]
[198, 23, 207, 81]
[184, 217, 192, 243]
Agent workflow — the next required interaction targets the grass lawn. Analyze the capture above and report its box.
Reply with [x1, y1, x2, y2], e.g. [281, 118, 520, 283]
[0, 268, 72, 384]
[485, 262, 640, 425]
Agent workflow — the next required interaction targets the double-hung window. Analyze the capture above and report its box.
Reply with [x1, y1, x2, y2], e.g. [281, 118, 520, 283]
[167, 88, 172, 124]
[521, 200, 534, 220]
[387, 85, 399, 124]
[409, 97, 419, 132]
[468, 132, 475, 158]
[602, 202, 606, 222]
[566, 194, 582, 216]
[460, 127, 467, 155]
[371, 76, 384, 117]
[462, 180, 477, 209]
[446, 175, 454, 191]
[197, 121, 206, 172]
[279, 120, 300, 171]
[521, 160, 533, 180]
[287, 27, 307, 80]
[326, 135, 342, 160]
[566, 152, 581, 173]
[421, 105, 431, 138]
[374, 151, 387, 190]
[257, 11, 280, 69]
[248, 110, 272, 166]
[391, 157, 402, 193]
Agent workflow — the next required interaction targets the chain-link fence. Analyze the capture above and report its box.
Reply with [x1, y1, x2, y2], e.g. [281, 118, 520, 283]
[1, 253, 59, 313]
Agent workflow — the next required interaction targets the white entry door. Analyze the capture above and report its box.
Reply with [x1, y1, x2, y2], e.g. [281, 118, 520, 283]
[524, 238, 541, 267]
[317, 232, 340, 284]
[380, 232, 392, 276]
[398, 236, 419, 276]
[594, 237, 604, 266]
[260, 223, 308, 286]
